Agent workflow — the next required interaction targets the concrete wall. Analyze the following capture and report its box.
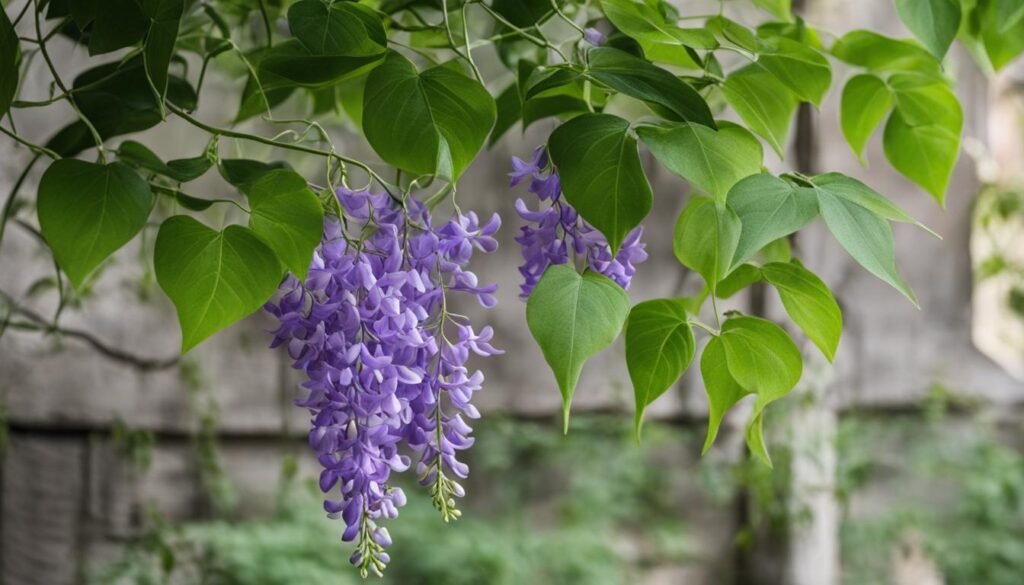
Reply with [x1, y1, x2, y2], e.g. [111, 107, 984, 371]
[2, 0, 1023, 584]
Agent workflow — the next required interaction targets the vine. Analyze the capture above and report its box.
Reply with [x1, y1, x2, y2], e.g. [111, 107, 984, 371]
[1, 0, 1022, 575]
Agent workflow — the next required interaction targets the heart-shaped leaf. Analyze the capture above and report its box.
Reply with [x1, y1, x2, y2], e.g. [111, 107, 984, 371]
[756, 37, 832, 106]
[638, 120, 763, 199]
[259, 1, 387, 88]
[714, 315, 803, 466]
[245, 169, 324, 279]
[548, 113, 653, 255]
[894, 0, 961, 59]
[762, 261, 842, 361]
[882, 76, 962, 204]
[673, 197, 741, 291]
[840, 74, 893, 163]
[721, 65, 798, 156]
[37, 160, 154, 288]
[527, 265, 630, 432]
[364, 52, 496, 180]
[155, 216, 283, 352]
[727, 174, 818, 268]
[626, 298, 696, 439]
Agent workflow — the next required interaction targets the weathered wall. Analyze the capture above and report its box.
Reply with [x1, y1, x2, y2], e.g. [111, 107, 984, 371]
[2, 0, 1023, 584]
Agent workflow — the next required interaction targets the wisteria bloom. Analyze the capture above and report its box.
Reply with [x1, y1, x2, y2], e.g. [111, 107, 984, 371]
[511, 147, 648, 298]
[265, 186, 501, 576]
[583, 27, 607, 46]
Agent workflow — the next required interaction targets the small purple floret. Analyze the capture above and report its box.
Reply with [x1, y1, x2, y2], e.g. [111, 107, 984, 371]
[512, 147, 648, 298]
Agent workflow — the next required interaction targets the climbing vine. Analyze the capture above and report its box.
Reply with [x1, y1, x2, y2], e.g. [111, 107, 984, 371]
[2, 0, 1023, 575]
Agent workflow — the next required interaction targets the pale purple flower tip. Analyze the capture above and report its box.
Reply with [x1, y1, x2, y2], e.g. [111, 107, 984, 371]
[584, 27, 607, 46]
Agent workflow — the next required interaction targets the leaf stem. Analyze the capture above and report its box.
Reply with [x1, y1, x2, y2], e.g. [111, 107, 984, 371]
[164, 103, 397, 194]
[688, 319, 719, 336]
[32, 0, 107, 161]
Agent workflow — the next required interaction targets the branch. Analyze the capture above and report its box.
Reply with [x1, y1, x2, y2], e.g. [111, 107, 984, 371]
[1, 291, 180, 372]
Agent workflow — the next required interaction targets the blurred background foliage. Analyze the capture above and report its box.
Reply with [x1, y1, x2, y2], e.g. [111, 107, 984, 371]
[84, 386, 1024, 585]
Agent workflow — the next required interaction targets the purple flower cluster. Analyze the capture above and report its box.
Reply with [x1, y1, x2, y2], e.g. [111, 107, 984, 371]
[265, 186, 501, 576]
[511, 147, 648, 298]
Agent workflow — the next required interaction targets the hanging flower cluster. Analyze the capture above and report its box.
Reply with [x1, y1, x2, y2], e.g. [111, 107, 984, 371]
[265, 186, 501, 576]
[511, 147, 649, 298]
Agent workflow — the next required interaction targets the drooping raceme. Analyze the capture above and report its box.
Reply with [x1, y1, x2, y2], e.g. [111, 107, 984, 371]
[266, 186, 501, 576]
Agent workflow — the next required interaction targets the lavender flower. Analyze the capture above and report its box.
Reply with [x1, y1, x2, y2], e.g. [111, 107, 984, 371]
[511, 147, 648, 298]
[584, 27, 607, 46]
[265, 186, 501, 576]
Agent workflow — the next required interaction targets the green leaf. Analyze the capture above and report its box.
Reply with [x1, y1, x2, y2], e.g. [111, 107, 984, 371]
[259, 1, 387, 88]
[89, 0, 148, 55]
[625, 299, 696, 438]
[218, 159, 292, 193]
[364, 52, 496, 180]
[599, 0, 718, 49]
[523, 66, 581, 101]
[721, 65, 798, 156]
[37, 160, 154, 288]
[289, 0, 386, 53]
[171, 190, 216, 212]
[118, 140, 213, 183]
[706, 16, 762, 53]
[45, 58, 197, 157]
[756, 38, 832, 106]
[883, 113, 960, 205]
[881, 75, 962, 204]
[0, 6, 18, 119]
[831, 30, 941, 77]
[526, 265, 631, 432]
[816, 187, 916, 304]
[490, 82, 522, 146]
[977, 0, 1024, 70]
[143, 0, 185, 100]
[548, 113, 653, 254]
[700, 337, 750, 453]
[727, 174, 818, 268]
[808, 172, 934, 235]
[719, 316, 802, 403]
[997, 0, 1024, 30]
[673, 197, 741, 291]
[245, 170, 324, 279]
[716, 264, 764, 299]
[235, 49, 296, 122]
[155, 217, 283, 352]
[998, 0, 1024, 29]
[762, 261, 842, 361]
[745, 411, 772, 467]
[587, 47, 716, 127]
[751, 0, 792, 20]
[637, 120, 763, 199]
[517, 59, 592, 130]
[260, 40, 385, 89]
[717, 316, 803, 466]
[894, 0, 961, 58]
[840, 74, 893, 163]
[491, 0, 557, 28]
